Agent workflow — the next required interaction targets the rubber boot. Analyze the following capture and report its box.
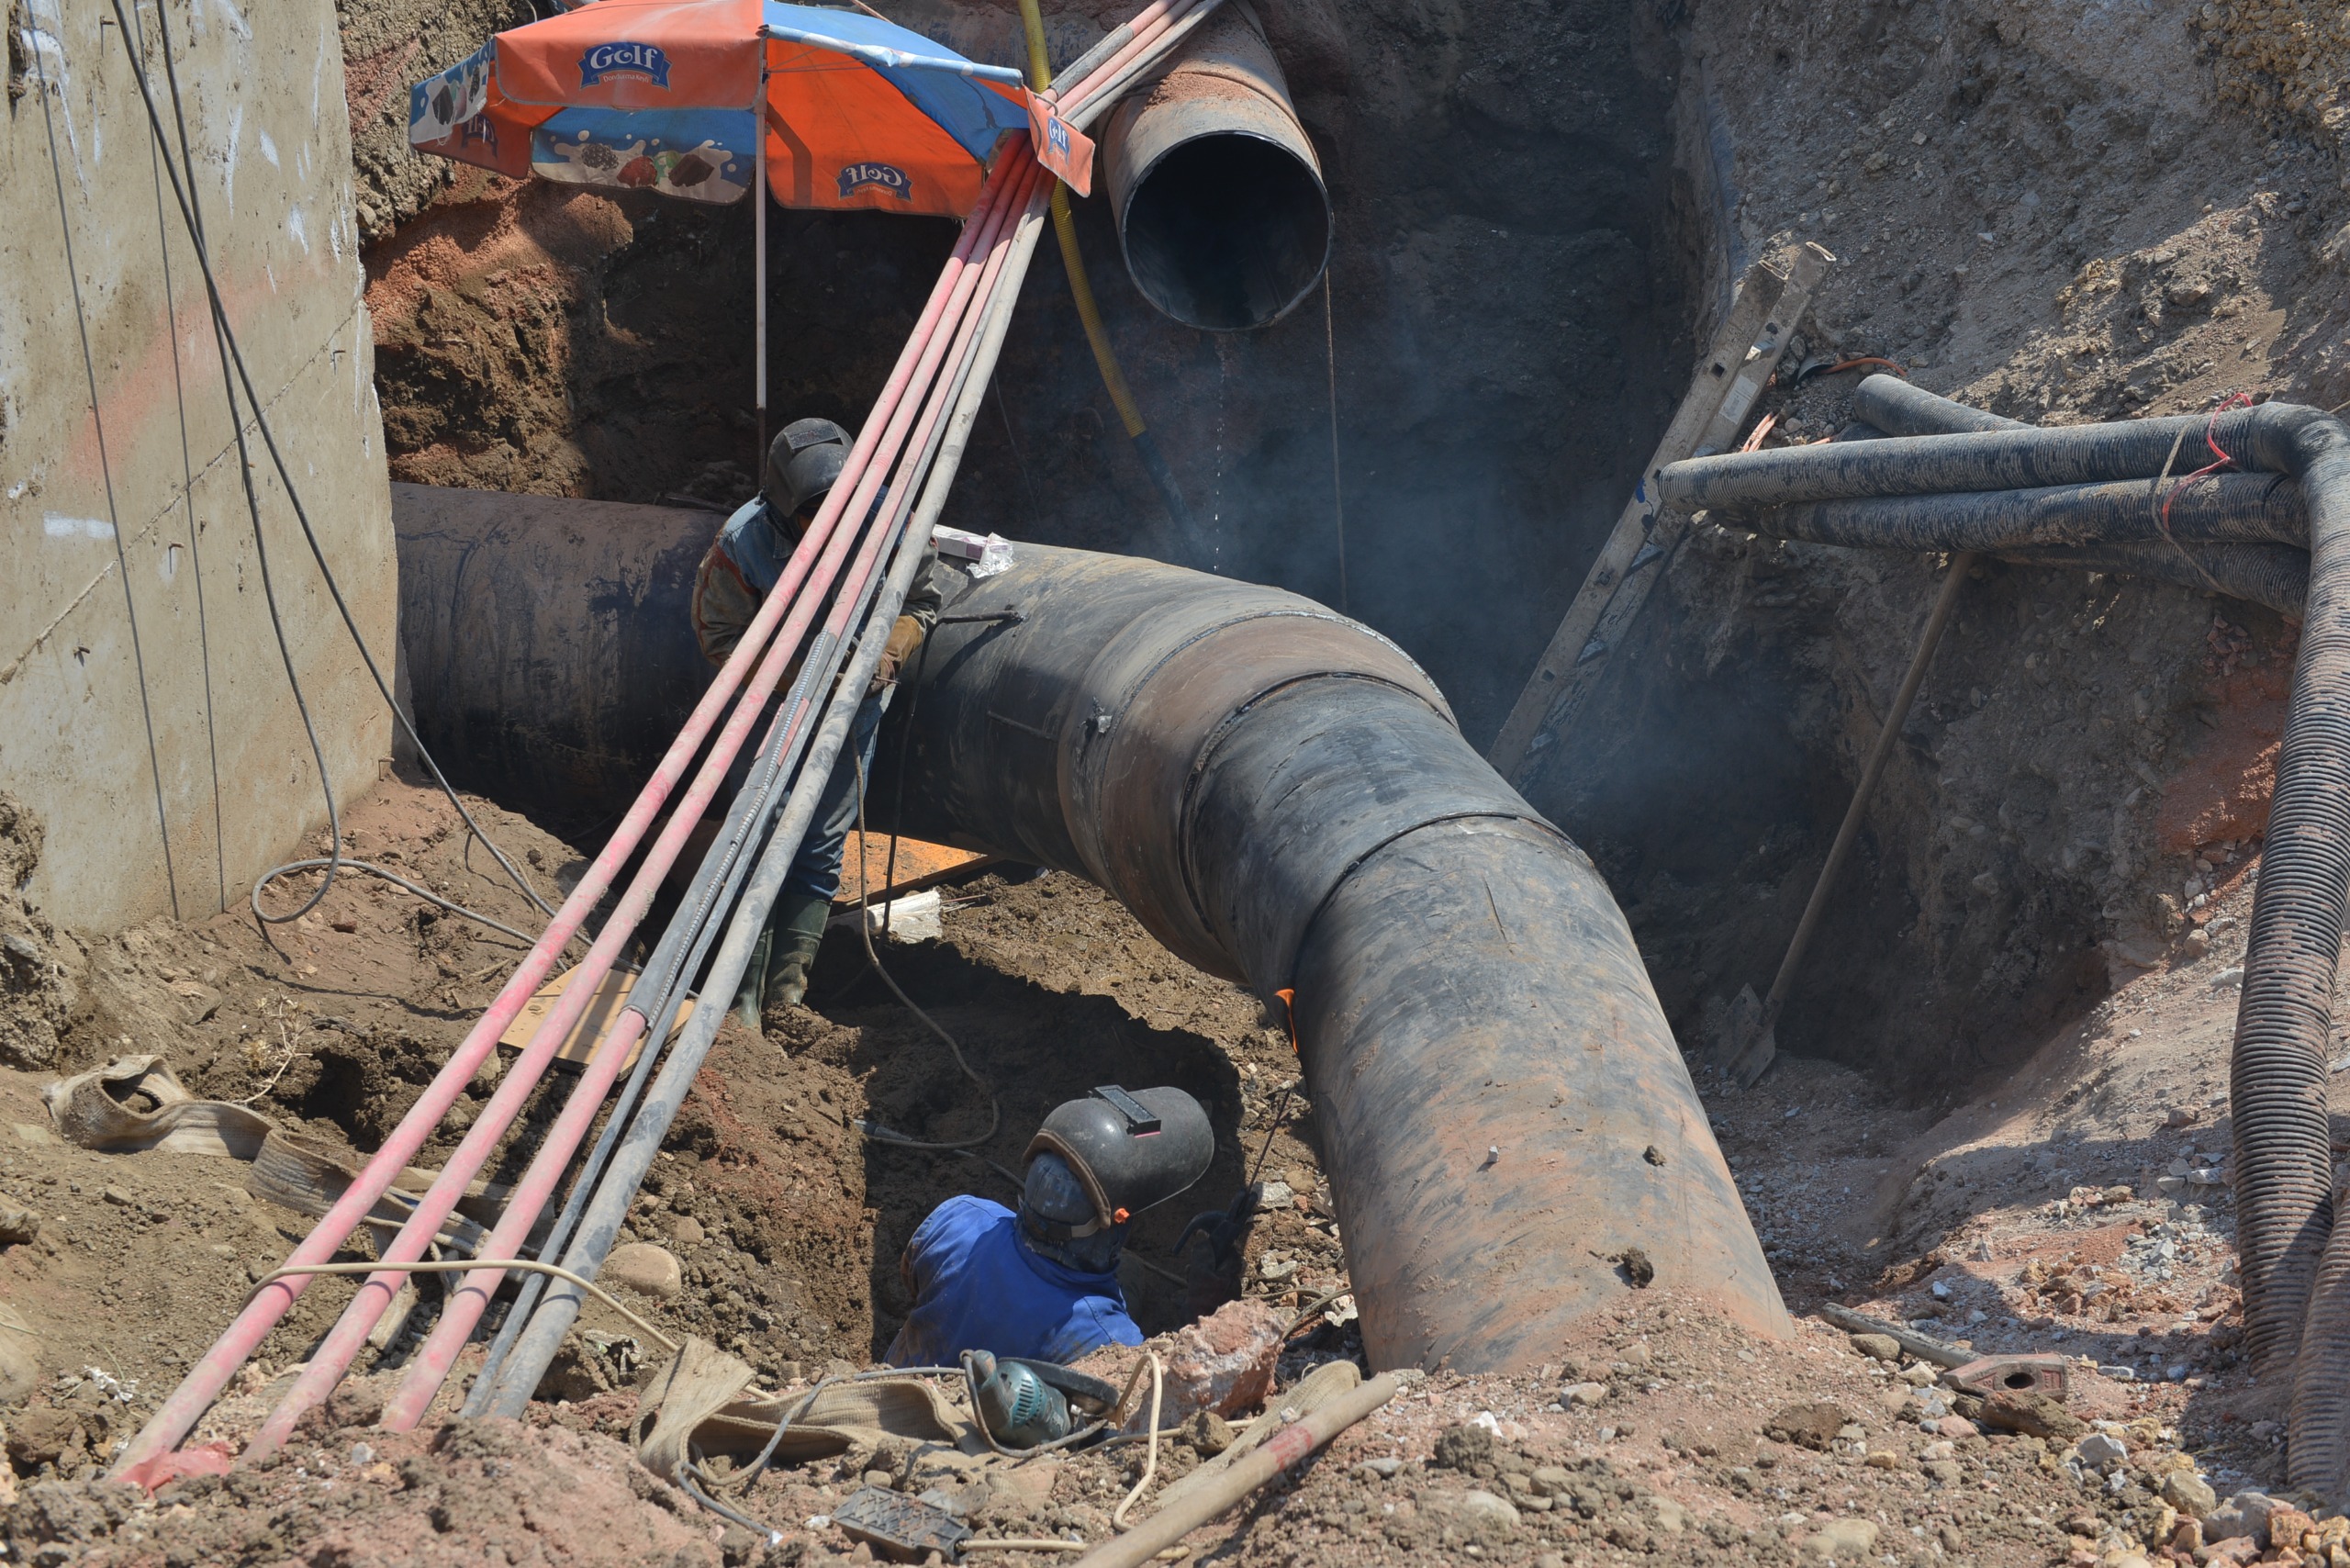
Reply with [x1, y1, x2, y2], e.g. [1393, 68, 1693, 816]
[760, 891, 835, 1017]
[731, 926, 776, 1030]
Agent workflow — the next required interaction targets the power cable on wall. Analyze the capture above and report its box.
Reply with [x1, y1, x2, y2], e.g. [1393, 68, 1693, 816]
[112, 0, 567, 947]
[28, 25, 184, 919]
[149, 110, 229, 913]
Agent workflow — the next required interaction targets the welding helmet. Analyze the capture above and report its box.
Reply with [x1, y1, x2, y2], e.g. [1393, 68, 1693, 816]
[1022, 1085, 1214, 1239]
[764, 418, 852, 520]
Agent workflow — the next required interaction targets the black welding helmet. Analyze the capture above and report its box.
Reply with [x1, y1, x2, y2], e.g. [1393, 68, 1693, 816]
[1022, 1085, 1214, 1238]
[764, 417, 852, 520]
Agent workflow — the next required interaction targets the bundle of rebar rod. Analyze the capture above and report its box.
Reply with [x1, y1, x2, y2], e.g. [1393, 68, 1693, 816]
[113, 0, 1231, 1480]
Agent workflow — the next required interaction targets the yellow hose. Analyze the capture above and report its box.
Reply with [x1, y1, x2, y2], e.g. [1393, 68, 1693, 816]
[1050, 185, 1147, 439]
[1017, 0, 1173, 470]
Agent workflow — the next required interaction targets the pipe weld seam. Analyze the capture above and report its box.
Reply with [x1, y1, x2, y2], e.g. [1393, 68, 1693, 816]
[1270, 811, 1574, 994]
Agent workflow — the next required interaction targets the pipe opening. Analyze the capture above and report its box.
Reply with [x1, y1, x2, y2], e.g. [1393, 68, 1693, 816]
[1117, 131, 1331, 332]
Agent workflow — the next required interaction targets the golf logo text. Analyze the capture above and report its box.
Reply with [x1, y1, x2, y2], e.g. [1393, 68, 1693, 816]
[578, 41, 673, 88]
[837, 162, 913, 200]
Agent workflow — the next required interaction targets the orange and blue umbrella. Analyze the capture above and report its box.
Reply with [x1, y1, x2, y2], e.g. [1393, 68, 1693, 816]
[408, 0, 1034, 218]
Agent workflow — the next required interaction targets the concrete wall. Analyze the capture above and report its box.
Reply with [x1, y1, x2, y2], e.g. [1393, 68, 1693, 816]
[1, 0, 394, 931]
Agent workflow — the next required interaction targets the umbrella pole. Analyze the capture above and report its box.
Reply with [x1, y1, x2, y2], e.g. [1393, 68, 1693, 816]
[754, 64, 768, 465]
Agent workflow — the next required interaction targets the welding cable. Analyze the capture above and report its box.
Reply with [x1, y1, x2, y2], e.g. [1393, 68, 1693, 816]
[1016, 0, 1195, 529]
[850, 749, 1002, 1151]
[673, 1372, 971, 1549]
[1111, 1353, 1164, 1530]
[957, 1544, 1087, 1555]
[119, 134, 1037, 1491]
[247, 1260, 678, 1351]
[110, 0, 558, 931]
[240, 858, 540, 947]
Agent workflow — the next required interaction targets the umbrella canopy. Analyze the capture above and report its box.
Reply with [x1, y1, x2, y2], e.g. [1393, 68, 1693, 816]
[408, 0, 1033, 218]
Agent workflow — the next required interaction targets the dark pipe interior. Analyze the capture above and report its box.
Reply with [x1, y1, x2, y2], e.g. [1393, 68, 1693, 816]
[1121, 133, 1331, 331]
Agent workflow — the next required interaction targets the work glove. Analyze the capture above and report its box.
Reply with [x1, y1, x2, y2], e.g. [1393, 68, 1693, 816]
[868, 613, 925, 695]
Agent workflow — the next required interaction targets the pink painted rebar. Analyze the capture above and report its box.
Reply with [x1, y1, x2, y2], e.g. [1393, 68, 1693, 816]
[121, 9, 1177, 1473]
[1056, 0, 1199, 115]
[373, 171, 1043, 1426]
[111, 151, 1030, 1481]
[248, 153, 1045, 1455]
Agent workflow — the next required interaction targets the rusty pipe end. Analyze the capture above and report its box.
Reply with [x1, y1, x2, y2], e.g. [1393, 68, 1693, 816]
[1102, 9, 1330, 331]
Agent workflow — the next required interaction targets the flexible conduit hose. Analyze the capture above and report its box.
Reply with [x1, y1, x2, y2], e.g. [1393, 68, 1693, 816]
[1839, 380, 2309, 615]
[1718, 474, 2303, 552]
[1732, 378, 2311, 615]
[870, 545, 1791, 1370]
[1660, 388, 2350, 1488]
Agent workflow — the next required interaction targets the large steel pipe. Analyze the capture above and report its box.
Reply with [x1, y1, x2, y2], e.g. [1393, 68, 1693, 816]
[874, 544, 1790, 1370]
[392, 483, 712, 819]
[1101, 7, 1330, 331]
[386, 498, 1786, 1370]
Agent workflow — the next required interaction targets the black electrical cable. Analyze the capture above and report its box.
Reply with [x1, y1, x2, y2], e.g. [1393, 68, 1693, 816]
[251, 858, 539, 947]
[850, 748, 1001, 1151]
[148, 116, 229, 914]
[110, 0, 562, 935]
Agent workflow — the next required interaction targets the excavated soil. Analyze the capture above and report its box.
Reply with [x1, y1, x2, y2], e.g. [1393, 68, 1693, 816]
[0, 773, 2310, 1568]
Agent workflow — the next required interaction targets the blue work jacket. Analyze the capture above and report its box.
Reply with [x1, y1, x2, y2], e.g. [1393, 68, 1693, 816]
[885, 1195, 1142, 1367]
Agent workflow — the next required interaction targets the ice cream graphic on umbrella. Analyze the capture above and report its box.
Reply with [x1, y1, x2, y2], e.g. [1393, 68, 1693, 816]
[534, 119, 748, 204]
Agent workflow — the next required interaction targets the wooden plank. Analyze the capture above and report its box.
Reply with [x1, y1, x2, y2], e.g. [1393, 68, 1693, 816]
[1488, 241, 1835, 783]
[498, 966, 697, 1073]
[834, 833, 996, 907]
[1516, 244, 1834, 775]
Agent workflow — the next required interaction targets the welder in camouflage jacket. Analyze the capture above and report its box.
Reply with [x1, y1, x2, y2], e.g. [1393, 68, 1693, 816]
[689, 418, 945, 1022]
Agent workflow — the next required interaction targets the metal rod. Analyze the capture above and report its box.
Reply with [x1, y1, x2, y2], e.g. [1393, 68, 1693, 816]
[1761, 555, 1972, 1022]
[130, 152, 1035, 1479]
[480, 180, 1052, 1419]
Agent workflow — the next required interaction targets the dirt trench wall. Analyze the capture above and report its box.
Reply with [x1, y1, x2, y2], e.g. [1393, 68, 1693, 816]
[1, 0, 395, 934]
[1523, 0, 2348, 1094]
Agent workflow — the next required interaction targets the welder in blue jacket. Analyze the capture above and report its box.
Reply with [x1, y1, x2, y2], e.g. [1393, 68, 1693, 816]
[887, 1086, 1214, 1367]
